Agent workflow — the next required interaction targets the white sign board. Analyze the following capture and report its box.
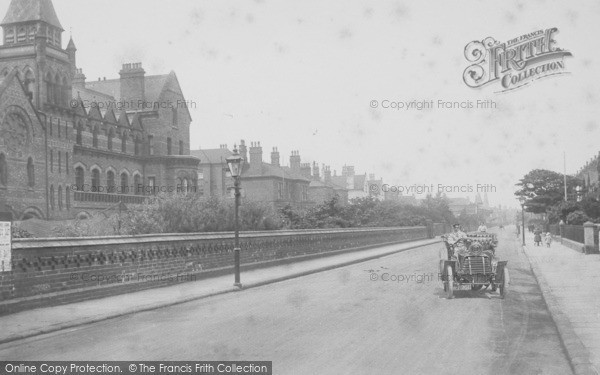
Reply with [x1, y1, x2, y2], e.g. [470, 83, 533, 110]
[0, 221, 11, 272]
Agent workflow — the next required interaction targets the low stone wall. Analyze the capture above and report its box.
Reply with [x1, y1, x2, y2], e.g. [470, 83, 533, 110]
[0, 226, 429, 315]
[561, 237, 585, 253]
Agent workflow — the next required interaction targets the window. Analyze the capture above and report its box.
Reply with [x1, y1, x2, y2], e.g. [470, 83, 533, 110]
[120, 173, 129, 194]
[4, 27, 14, 44]
[167, 138, 172, 155]
[66, 188, 70, 209]
[92, 126, 98, 148]
[107, 171, 115, 193]
[182, 178, 188, 194]
[107, 129, 114, 151]
[66, 153, 69, 175]
[148, 135, 154, 155]
[148, 177, 155, 195]
[277, 182, 283, 199]
[27, 157, 34, 187]
[58, 186, 63, 210]
[58, 151, 61, 174]
[57, 119, 61, 138]
[45, 73, 53, 104]
[179, 140, 184, 155]
[27, 26, 36, 43]
[172, 107, 178, 127]
[24, 70, 34, 101]
[76, 124, 82, 145]
[17, 27, 26, 43]
[121, 134, 127, 153]
[75, 167, 84, 191]
[0, 153, 7, 185]
[134, 174, 141, 195]
[91, 169, 100, 192]
[50, 185, 55, 210]
[134, 137, 140, 155]
[50, 150, 53, 172]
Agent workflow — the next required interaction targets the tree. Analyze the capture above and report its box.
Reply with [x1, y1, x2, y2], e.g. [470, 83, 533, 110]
[515, 169, 582, 214]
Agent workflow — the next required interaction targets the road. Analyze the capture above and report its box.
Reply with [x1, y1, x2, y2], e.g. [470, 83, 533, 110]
[0, 229, 573, 374]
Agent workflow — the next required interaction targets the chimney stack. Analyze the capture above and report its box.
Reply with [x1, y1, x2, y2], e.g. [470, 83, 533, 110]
[248, 141, 263, 174]
[239, 140, 247, 161]
[271, 147, 280, 166]
[324, 166, 332, 184]
[119, 62, 145, 109]
[290, 150, 301, 172]
[312, 162, 320, 181]
[72, 68, 86, 88]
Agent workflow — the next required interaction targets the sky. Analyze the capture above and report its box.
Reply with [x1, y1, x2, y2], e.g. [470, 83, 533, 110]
[2, 0, 598, 208]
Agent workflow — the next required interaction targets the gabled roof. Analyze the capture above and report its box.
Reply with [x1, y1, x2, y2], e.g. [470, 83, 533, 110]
[1, 0, 63, 30]
[190, 148, 232, 164]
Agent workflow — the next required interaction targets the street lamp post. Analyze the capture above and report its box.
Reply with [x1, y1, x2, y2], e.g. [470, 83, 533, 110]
[226, 146, 244, 288]
[518, 196, 526, 246]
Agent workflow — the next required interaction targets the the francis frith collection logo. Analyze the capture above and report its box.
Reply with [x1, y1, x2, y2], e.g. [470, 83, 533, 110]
[463, 28, 572, 92]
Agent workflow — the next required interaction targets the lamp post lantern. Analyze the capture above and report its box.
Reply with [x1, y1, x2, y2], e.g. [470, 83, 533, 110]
[226, 146, 244, 288]
[518, 196, 526, 246]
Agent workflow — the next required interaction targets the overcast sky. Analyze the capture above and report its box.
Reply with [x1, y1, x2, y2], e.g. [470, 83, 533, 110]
[3, 0, 598, 208]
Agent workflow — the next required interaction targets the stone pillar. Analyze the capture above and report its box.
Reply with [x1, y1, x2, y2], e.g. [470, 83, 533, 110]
[583, 221, 598, 254]
[425, 220, 434, 239]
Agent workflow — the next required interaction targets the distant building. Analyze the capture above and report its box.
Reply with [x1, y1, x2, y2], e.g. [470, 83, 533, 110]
[190, 145, 232, 197]
[331, 165, 369, 200]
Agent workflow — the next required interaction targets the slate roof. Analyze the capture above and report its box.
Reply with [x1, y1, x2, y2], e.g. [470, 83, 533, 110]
[2, 0, 63, 30]
[190, 148, 233, 165]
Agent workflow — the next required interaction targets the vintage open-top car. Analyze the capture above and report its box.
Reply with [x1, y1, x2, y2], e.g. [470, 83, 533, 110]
[439, 232, 508, 299]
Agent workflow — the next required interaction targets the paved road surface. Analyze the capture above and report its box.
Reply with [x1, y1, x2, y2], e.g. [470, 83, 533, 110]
[0, 230, 573, 374]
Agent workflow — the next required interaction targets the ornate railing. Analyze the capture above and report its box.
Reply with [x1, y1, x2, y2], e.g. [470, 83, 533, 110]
[0, 227, 430, 308]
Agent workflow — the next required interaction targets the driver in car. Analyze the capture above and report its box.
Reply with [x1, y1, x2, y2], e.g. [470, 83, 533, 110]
[447, 223, 468, 257]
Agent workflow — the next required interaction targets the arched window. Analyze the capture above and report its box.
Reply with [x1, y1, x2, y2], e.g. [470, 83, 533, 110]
[76, 123, 82, 145]
[121, 133, 127, 153]
[27, 157, 34, 187]
[0, 153, 7, 185]
[107, 129, 114, 151]
[17, 26, 26, 43]
[182, 178, 189, 194]
[66, 188, 70, 209]
[49, 150, 53, 172]
[167, 137, 172, 155]
[58, 151, 62, 174]
[58, 185, 63, 210]
[66, 152, 69, 175]
[50, 185, 55, 210]
[120, 173, 129, 194]
[134, 174, 142, 195]
[75, 166, 84, 191]
[107, 170, 115, 193]
[92, 126, 99, 148]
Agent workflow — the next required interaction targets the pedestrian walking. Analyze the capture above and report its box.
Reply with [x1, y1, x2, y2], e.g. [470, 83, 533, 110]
[534, 227, 542, 246]
[544, 233, 552, 248]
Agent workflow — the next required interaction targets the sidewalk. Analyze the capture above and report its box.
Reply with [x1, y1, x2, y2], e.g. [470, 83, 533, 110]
[0, 238, 437, 345]
[521, 231, 600, 375]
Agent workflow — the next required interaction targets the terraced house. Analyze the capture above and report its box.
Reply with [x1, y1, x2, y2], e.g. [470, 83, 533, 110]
[0, 0, 199, 220]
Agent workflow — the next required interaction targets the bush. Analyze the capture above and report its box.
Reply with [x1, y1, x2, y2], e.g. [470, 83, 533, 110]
[566, 210, 589, 225]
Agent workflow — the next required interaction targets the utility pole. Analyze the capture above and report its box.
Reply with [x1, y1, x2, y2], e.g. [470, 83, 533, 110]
[564, 151, 568, 201]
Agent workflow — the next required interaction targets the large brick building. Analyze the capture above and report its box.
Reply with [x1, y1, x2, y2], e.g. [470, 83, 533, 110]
[0, 0, 199, 220]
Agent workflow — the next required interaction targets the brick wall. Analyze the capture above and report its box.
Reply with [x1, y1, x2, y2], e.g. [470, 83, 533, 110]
[0, 226, 429, 314]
